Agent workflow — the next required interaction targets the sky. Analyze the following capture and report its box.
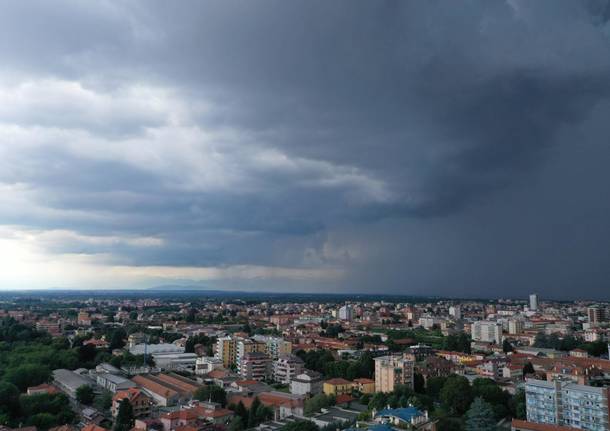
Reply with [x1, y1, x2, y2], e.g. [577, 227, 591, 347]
[1, 0, 610, 299]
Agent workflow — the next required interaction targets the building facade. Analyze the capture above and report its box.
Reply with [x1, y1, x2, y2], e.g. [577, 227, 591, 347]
[472, 321, 503, 344]
[525, 378, 610, 431]
[374, 355, 415, 393]
[273, 354, 305, 384]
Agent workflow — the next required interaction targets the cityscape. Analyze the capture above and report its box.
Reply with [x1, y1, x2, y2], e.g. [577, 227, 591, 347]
[0, 291, 608, 431]
[2, 2, 610, 431]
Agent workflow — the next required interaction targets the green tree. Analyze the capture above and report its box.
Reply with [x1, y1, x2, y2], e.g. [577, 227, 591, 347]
[109, 329, 126, 350]
[413, 373, 425, 393]
[465, 397, 496, 431]
[502, 339, 513, 353]
[228, 416, 244, 431]
[94, 391, 113, 412]
[194, 385, 227, 406]
[471, 379, 510, 420]
[114, 399, 135, 431]
[28, 412, 57, 430]
[255, 403, 273, 423]
[368, 392, 388, 411]
[440, 375, 473, 416]
[509, 389, 526, 420]
[4, 364, 51, 391]
[0, 382, 20, 419]
[234, 401, 248, 422]
[280, 420, 319, 431]
[248, 397, 262, 428]
[523, 362, 535, 376]
[426, 376, 447, 398]
[76, 385, 95, 405]
[304, 394, 334, 416]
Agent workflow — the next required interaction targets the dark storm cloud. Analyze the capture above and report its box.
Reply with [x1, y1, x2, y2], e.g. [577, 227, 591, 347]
[1, 0, 610, 296]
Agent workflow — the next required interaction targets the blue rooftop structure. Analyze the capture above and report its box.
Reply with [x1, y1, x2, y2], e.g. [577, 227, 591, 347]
[375, 407, 424, 424]
[345, 424, 397, 431]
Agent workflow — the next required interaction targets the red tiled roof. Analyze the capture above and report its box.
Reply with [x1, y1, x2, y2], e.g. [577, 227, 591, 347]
[335, 394, 355, 404]
[511, 419, 578, 431]
[324, 378, 352, 385]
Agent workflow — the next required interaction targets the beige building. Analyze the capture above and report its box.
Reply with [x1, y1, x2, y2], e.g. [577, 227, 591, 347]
[374, 355, 414, 393]
[215, 336, 237, 368]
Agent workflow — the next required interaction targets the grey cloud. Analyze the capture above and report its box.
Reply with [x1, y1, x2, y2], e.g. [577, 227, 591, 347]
[1, 0, 610, 297]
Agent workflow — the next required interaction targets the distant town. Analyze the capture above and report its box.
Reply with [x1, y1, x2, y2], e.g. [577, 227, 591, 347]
[0, 291, 607, 431]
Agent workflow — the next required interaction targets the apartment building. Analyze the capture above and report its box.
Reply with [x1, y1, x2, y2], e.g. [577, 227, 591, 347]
[236, 339, 267, 368]
[472, 321, 503, 344]
[264, 337, 293, 359]
[374, 355, 415, 393]
[215, 336, 237, 368]
[239, 352, 272, 381]
[525, 378, 610, 431]
[273, 354, 305, 384]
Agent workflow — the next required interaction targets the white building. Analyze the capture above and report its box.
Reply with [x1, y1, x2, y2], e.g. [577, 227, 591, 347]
[449, 305, 461, 320]
[338, 305, 354, 321]
[273, 354, 305, 384]
[195, 356, 224, 375]
[529, 294, 538, 311]
[152, 352, 197, 371]
[129, 343, 184, 356]
[96, 373, 137, 393]
[290, 371, 323, 395]
[472, 321, 502, 344]
[508, 319, 524, 335]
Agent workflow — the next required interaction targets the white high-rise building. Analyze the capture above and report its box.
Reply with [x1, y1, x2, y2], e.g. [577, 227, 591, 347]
[449, 305, 461, 320]
[472, 321, 502, 344]
[508, 319, 524, 335]
[529, 294, 539, 311]
[338, 305, 353, 321]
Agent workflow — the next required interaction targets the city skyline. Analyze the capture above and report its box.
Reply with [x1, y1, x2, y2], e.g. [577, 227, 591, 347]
[2, 1, 610, 299]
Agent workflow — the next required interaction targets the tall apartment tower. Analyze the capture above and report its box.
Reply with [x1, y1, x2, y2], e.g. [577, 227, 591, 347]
[215, 336, 237, 368]
[587, 306, 606, 327]
[338, 305, 353, 321]
[374, 355, 414, 393]
[529, 294, 539, 311]
[508, 319, 524, 335]
[472, 321, 503, 344]
[449, 305, 461, 320]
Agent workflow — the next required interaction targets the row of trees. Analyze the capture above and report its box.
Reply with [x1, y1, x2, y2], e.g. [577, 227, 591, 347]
[227, 397, 274, 431]
[294, 350, 375, 380]
[533, 333, 608, 357]
[0, 383, 75, 429]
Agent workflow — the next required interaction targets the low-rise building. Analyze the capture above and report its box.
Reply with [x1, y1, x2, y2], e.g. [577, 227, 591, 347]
[195, 356, 223, 375]
[290, 371, 323, 396]
[112, 388, 153, 418]
[52, 369, 94, 399]
[323, 378, 353, 396]
[97, 373, 137, 393]
[352, 378, 375, 394]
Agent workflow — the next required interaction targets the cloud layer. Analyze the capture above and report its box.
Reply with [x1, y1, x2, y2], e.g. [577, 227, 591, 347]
[1, 0, 610, 298]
